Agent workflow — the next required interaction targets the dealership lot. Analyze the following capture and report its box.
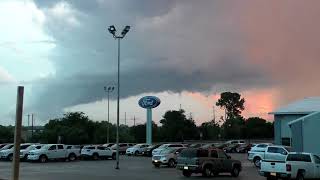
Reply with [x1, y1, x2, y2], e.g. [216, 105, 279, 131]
[0, 154, 264, 180]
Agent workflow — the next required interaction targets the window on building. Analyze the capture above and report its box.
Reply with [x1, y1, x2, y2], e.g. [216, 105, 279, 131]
[281, 138, 291, 146]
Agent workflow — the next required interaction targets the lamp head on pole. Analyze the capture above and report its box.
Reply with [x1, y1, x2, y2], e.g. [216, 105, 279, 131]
[121, 26, 130, 37]
[108, 25, 116, 36]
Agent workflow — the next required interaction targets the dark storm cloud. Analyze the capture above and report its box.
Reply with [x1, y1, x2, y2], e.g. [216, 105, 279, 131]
[30, 0, 272, 120]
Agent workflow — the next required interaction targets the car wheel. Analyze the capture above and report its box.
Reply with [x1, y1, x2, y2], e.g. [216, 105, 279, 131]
[183, 170, 192, 177]
[168, 159, 175, 168]
[112, 153, 116, 160]
[134, 151, 139, 156]
[68, 153, 76, 161]
[254, 157, 261, 168]
[92, 153, 99, 160]
[8, 154, 13, 161]
[296, 171, 304, 180]
[231, 166, 240, 177]
[39, 155, 48, 163]
[202, 165, 212, 177]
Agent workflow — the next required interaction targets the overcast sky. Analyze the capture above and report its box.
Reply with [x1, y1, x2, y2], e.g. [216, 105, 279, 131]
[1, 0, 320, 126]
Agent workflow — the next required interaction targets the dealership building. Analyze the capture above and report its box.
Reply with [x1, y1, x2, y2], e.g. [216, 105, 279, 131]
[270, 97, 320, 154]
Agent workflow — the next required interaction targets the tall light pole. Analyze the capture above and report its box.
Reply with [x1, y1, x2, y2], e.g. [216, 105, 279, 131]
[108, 25, 130, 170]
[104, 86, 114, 144]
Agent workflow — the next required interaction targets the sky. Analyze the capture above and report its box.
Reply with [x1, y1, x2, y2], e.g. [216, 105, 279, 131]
[1, 0, 320, 126]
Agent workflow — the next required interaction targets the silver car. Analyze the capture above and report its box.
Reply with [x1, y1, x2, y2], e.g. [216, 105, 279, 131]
[152, 148, 185, 168]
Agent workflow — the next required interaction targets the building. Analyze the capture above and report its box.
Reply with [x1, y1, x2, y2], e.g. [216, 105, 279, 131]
[270, 97, 320, 147]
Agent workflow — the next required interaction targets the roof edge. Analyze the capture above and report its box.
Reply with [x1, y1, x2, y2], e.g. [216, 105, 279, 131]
[268, 111, 314, 115]
[288, 111, 320, 126]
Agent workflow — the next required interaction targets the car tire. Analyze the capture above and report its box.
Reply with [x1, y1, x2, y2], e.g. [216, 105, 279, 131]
[183, 170, 192, 177]
[254, 157, 261, 168]
[68, 153, 76, 161]
[112, 153, 116, 160]
[296, 171, 304, 180]
[7, 154, 13, 161]
[92, 153, 99, 160]
[134, 151, 139, 156]
[168, 159, 175, 168]
[202, 165, 212, 177]
[154, 164, 160, 168]
[231, 166, 240, 177]
[39, 155, 48, 163]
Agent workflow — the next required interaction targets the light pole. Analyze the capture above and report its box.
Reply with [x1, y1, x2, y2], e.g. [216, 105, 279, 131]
[104, 86, 114, 144]
[107, 25, 130, 170]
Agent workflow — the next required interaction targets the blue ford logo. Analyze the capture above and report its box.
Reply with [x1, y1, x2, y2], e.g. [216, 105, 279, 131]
[138, 96, 161, 109]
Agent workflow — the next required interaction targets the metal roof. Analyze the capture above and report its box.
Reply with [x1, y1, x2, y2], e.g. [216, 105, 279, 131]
[269, 97, 320, 115]
[288, 111, 320, 126]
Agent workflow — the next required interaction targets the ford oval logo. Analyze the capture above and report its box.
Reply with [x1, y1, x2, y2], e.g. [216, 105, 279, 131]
[138, 96, 161, 109]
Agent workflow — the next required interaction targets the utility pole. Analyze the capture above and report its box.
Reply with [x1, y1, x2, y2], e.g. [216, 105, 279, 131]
[31, 113, 34, 140]
[27, 114, 30, 127]
[104, 86, 114, 144]
[12, 86, 24, 180]
[133, 116, 136, 127]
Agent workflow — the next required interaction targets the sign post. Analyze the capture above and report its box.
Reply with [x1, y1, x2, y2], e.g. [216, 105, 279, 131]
[138, 96, 161, 145]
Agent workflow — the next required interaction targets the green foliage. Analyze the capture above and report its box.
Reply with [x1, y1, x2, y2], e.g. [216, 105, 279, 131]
[216, 92, 245, 119]
[199, 120, 221, 140]
[243, 117, 274, 138]
[0, 125, 14, 143]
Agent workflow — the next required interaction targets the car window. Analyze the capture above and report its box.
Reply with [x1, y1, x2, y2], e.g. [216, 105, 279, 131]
[120, 144, 127, 147]
[36, 145, 42, 149]
[180, 149, 197, 157]
[277, 148, 287, 155]
[58, 145, 64, 149]
[97, 146, 105, 150]
[257, 144, 267, 148]
[314, 155, 320, 164]
[66, 146, 72, 149]
[210, 150, 218, 158]
[267, 147, 278, 153]
[20, 144, 30, 150]
[48, 145, 56, 150]
[287, 154, 311, 162]
[198, 149, 209, 157]
[240, 141, 245, 143]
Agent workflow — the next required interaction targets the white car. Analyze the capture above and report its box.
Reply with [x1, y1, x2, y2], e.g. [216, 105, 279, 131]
[152, 148, 185, 168]
[0, 143, 33, 161]
[152, 144, 185, 156]
[126, 144, 149, 156]
[110, 143, 134, 154]
[260, 152, 320, 180]
[249, 143, 273, 153]
[81, 145, 116, 160]
[27, 144, 80, 163]
[20, 144, 43, 160]
[248, 145, 290, 167]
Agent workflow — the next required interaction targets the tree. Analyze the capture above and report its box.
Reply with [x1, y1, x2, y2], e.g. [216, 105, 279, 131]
[222, 116, 245, 139]
[0, 125, 14, 143]
[159, 109, 198, 142]
[199, 120, 221, 140]
[216, 92, 245, 119]
[244, 117, 274, 139]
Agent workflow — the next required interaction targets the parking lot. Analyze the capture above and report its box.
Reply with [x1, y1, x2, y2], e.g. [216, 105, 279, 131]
[0, 154, 264, 180]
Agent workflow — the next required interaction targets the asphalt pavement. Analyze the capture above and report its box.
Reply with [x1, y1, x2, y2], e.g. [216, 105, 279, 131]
[0, 154, 265, 180]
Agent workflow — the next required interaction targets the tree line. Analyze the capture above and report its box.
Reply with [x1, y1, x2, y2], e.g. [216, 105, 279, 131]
[0, 92, 274, 144]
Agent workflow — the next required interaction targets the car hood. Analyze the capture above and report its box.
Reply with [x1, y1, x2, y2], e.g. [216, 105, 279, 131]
[1, 149, 12, 153]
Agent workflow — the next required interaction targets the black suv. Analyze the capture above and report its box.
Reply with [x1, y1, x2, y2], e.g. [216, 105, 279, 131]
[176, 148, 242, 177]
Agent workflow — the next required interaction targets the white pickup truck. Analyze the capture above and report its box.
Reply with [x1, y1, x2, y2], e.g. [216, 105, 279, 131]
[27, 144, 80, 163]
[248, 145, 290, 167]
[260, 152, 320, 180]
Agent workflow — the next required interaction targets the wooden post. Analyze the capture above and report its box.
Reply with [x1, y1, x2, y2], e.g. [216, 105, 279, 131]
[11, 86, 24, 180]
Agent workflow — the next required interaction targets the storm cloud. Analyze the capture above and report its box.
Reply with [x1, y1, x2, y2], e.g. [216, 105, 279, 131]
[24, 0, 320, 121]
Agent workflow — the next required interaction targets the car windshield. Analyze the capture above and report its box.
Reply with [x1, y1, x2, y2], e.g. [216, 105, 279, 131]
[1, 145, 13, 150]
[180, 149, 198, 158]
[160, 148, 175, 154]
[287, 154, 311, 162]
[20, 144, 31, 150]
[158, 144, 168, 149]
[132, 144, 142, 148]
[41, 145, 51, 150]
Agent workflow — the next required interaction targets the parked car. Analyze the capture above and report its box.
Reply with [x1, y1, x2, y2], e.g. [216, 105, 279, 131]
[260, 152, 320, 180]
[0, 143, 33, 161]
[27, 144, 80, 163]
[225, 140, 246, 145]
[103, 143, 115, 148]
[0, 144, 13, 151]
[142, 144, 162, 157]
[249, 143, 273, 153]
[152, 147, 185, 168]
[20, 144, 43, 160]
[0, 144, 7, 150]
[110, 143, 133, 154]
[152, 144, 185, 156]
[126, 144, 149, 156]
[188, 144, 204, 148]
[81, 145, 116, 160]
[176, 148, 242, 177]
[248, 145, 290, 167]
[236, 144, 252, 153]
[201, 143, 220, 149]
[224, 144, 240, 153]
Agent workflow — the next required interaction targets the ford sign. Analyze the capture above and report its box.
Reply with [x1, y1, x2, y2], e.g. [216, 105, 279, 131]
[138, 96, 161, 109]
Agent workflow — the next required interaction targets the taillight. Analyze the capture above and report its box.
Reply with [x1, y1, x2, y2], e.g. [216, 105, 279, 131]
[286, 164, 291, 172]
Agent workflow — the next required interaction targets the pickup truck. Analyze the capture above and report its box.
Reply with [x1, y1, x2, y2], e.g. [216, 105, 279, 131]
[260, 152, 320, 180]
[27, 144, 80, 163]
[176, 148, 242, 177]
[248, 145, 290, 167]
